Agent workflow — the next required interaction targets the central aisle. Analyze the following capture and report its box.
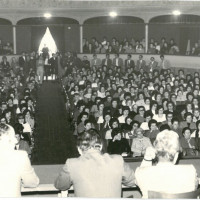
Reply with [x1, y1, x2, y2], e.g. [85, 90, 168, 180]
[32, 81, 78, 165]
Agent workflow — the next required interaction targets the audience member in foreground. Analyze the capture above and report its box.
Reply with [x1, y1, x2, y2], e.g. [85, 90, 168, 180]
[135, 130, 198, 198]
[0, 124, 39, 197]
[54, 129, 135, 198]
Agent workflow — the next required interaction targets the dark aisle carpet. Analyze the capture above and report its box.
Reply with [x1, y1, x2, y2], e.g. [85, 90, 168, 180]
[32, 81, 78, 165]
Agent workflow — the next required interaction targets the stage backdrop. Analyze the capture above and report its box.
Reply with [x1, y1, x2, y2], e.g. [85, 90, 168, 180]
[31, 25, 65, 53]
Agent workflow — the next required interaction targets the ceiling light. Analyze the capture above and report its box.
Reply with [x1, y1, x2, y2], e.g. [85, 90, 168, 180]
[109, 11, 117, 17]
[44, 13, 52, 18]
[173, 10, 181, 16]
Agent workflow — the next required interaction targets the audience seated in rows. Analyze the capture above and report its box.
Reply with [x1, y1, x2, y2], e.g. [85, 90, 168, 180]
[83, 36, 179, 55]
[62, 52, 200, 157]
[0, 55, 39, 159]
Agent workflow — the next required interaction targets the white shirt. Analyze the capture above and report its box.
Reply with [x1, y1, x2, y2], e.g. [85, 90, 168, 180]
[97, 116, 104, 124]
[191, 130, 200, 138]
[153, 114, 166, 123]
[23, 122, 32, 133]
[97, 91, 106, 98]
[105, 129, 112, 140]
[105, 59, 107, 65]
[116, 58, 119, 66]
[140, 122, 149, 131]
[44, 58, 49, 65]
[118, 115, 126, 124]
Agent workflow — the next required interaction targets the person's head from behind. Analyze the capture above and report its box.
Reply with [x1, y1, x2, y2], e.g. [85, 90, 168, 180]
[154, 130, 180, 164]
[77, 129, 102, 155]
[0, 123, 17, 149]
[159, 124, 171, 132]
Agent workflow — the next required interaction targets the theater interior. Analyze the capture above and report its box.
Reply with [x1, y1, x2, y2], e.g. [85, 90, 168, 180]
[1, 0, 200, 198]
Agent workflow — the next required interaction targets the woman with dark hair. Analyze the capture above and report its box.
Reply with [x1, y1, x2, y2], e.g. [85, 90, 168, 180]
[107, 128, 131, 156]
[180, 127, 198, 156]
[23, 109, 35, 134]
[153, 105, 166, 123]
[150, 100, 158, 117]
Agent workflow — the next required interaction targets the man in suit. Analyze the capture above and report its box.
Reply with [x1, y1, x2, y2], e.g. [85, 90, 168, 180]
[90, 54, 102, 70]
[73, 53, 82, 70]
[113, 53, 123, 71]
[48, 53, 58, 80]
[136, 54, 146, 71]
[125, 54, 135, 70]
[135, 130, 198, 198]
[55, 129, 135, 198]
[18, 52, 27, 73]
[61, 51, 73, 74]
[0, 124, 39, 197]
[102, 53, 112, 68]
[148, 57, 159, 72]
[159, 54, 171, 70]
[82, 55, 90, 70]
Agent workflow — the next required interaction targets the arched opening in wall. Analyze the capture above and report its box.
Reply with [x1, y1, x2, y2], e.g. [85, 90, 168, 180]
[16, 17, 79, 54]
[83, 16, 144, 47]
[38, 27, 57, 57]
[149, 14, 200, 55]
[0, 18, 12, 55]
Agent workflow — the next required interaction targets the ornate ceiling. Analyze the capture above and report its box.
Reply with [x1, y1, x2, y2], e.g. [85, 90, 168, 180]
[0, 0, 200, 25]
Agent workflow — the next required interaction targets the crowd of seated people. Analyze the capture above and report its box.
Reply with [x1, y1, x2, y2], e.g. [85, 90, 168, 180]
[83, 36, 179, 55]
[0, 39, 13, 55]
[61, 52, 200, 157]
[0, 55, 38, 159]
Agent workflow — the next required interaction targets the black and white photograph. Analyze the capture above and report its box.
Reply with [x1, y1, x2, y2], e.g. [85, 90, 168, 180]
[0, 0, 200, 198]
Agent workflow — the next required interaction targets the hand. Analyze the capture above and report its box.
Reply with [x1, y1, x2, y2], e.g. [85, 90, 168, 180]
[144, 146, 156, 161]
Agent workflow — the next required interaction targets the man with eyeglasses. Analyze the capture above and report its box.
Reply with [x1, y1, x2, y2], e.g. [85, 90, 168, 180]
[134, 106, 145, 123]
[161, 111, 174, 128]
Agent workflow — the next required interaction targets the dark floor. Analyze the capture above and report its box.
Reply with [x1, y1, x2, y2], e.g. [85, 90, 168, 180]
[32, 81, 78, 165]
